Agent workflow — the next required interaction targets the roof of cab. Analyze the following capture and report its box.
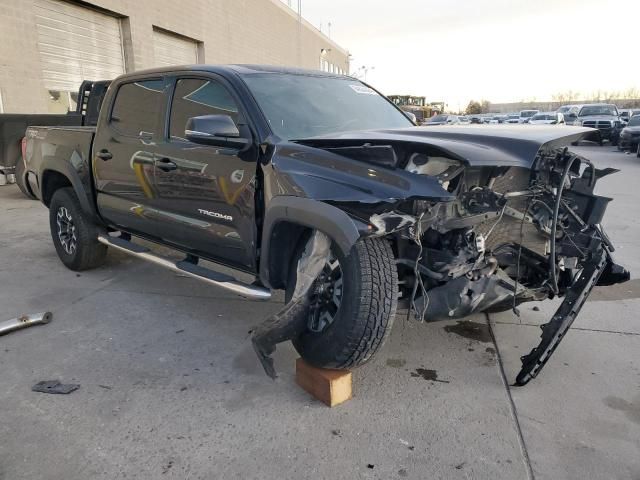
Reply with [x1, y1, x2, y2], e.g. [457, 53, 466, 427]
[114, 64, 351, 80]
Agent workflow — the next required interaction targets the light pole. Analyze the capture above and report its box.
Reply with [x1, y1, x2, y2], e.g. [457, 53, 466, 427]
[359, 66, 375, 82]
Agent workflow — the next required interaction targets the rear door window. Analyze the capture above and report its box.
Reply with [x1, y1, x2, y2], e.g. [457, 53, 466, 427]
[169, 78, 239, 140]
[110, 79, 164, 137]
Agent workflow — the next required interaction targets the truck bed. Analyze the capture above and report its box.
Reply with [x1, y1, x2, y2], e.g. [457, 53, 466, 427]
[0, 113, 82, 173]
[25, 125, 96, 201]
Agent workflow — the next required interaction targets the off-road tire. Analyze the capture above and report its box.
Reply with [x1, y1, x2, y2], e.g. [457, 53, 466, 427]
[49, 187, 107, 271]
[287, 236, 398, 369]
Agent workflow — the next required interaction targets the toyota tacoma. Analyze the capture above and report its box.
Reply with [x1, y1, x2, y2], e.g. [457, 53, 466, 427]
[24, 65, 628, 385]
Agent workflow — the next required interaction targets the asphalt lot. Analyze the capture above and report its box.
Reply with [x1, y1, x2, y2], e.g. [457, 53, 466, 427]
[0, 145, 638, 479]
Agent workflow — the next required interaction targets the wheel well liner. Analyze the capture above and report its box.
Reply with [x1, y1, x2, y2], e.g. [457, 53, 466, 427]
[259, 196, 362, 289]
[41, 170, 72, 206]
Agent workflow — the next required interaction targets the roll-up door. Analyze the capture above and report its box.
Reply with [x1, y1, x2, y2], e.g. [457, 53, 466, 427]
[153, 29, 199, 66]
[34, 0, 125, 112]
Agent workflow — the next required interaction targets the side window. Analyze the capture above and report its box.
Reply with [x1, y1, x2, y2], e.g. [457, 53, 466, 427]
[169, 78, 239, 140]
[110, 79, 164, 137]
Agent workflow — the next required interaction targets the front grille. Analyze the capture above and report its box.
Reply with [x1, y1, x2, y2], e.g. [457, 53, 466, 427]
[582, 120, 613, 132]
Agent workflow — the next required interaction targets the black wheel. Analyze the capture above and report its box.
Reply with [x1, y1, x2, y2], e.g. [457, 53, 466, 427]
[286, 237, 398, 369]
[14, 156, 34, 199]
[49, 187, 107, 271]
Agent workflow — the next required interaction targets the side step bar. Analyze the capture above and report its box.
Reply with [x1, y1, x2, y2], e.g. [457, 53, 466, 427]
[97, 234, 271, 300]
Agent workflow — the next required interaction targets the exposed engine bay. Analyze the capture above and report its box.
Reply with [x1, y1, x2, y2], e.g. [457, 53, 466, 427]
[303, 133, 629, 385]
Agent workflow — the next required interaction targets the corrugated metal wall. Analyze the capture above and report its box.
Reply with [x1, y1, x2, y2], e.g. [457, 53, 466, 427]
[152, 28, 199, 67]
[34, 0, 125, 91]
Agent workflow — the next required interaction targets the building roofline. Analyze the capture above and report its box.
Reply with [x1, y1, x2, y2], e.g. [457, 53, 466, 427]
[268, 0, 349, 56]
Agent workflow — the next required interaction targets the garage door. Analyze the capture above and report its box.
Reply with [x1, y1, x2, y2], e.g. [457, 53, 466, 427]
[34, 0, 125, 92]
[153, 29, 199, 67]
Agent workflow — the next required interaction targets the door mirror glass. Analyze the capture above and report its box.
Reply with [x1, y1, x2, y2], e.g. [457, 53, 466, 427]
[185, 115, 249, 148]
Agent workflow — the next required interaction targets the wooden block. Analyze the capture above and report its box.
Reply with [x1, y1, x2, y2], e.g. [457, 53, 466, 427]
[295, 357, 352, 407]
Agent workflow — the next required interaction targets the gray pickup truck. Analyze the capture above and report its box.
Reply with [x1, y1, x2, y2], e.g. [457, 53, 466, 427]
[24, 65, 628, 384]
[567, 103, 623, 145]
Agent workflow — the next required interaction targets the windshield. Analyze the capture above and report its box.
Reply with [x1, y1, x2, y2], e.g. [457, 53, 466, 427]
[241, 73, 411, 139]
[557, 106, 571, 113]
[520, 110, 537, 118]
[579, 105, 618, 117]
[628, 116, 640, 126]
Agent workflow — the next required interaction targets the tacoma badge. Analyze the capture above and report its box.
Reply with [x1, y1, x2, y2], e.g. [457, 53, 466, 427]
[197, 209, 233, 221]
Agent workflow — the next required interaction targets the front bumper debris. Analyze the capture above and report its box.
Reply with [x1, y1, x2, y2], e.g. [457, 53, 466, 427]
[0, 312, 52, 336]
[251, 231, 331, 378]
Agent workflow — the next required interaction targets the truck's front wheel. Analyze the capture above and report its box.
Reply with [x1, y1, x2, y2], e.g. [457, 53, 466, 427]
[287, 237, 398, 369]
[49, 187, 107, 271]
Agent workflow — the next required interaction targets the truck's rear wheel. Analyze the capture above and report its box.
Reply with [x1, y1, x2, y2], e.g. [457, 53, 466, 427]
[286, 236, 398, 369]
[49, 187, 107, 271]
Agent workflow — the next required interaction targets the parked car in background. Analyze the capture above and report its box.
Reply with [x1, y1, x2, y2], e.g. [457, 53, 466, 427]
[489, 115, 507, 124]
[458, 115, 470, 124]
[518, 109, 539, 123]
[469, 115, 483, 124]
[618, 114, 640, 151]
[570, 103, 622, 145]
[424, 114, 459, 126]
[557, 105, 582, 125]
[529, 112, 565, 125]
[505, 113, 520, 124]
[619, 109, 640, 124]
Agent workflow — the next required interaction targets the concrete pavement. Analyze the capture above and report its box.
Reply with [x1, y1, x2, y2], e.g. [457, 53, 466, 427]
[0, 145, 638, 479]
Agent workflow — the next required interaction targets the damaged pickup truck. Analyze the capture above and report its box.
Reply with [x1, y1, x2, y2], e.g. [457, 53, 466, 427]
[24, 65, 628, 385]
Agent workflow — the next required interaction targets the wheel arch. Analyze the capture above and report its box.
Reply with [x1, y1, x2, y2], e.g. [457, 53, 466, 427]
[259, 196, 363, 289]
[41, 166, 98, 222]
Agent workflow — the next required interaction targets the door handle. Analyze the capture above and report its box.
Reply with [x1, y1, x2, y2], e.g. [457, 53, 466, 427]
[155, 158, 177, 172]
[97, 149, 112, 161]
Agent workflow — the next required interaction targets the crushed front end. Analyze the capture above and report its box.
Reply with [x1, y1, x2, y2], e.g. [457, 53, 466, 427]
[385, 146, 628, 384]
[295, 127, 629, 384]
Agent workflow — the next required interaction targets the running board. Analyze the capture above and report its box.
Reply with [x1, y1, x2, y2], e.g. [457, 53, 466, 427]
[97, 235, 271, 300]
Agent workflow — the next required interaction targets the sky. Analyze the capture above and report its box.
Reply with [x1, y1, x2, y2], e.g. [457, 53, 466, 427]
[281, 0, 640, 110]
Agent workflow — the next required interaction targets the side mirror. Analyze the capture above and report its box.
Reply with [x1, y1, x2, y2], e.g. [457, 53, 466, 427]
[185, 115, 250, 149]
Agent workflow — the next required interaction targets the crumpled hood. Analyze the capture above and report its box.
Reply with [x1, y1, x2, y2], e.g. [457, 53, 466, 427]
[295, 125, 599, 168]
